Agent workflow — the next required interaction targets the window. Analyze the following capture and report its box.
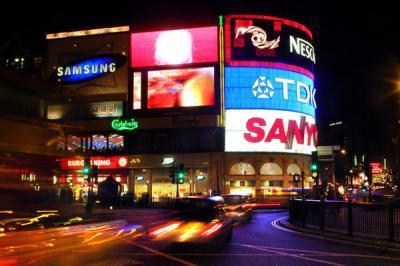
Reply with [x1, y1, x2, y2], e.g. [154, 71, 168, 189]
[287, 163, 301, 175]
[229, 162, 256, 175]
[109, 134, 124, 150]
[260, 162, 283, 175]
[57, 137, 65, 151]
[66, 135, 81, 151]
[92, 135, 107, 151]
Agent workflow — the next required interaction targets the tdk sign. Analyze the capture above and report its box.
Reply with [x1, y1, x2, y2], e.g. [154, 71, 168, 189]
[225, 67, 316, 117]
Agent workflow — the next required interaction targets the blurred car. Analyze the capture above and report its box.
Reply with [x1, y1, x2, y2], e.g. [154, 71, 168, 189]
[148, 196, 233, 244]
[221, 194, 253, 222]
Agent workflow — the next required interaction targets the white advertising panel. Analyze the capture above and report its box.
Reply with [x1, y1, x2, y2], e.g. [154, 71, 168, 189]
[225, 109, 317, 154]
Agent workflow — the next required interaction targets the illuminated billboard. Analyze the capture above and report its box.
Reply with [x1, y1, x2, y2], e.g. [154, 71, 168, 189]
[225, 67, 316, 117]
[225, 109, 317, 154]
[147, 67, 215, 109]
[224, 14, 315, 77]
[50, 54, 126, 84]
[131, 26, 218, 68]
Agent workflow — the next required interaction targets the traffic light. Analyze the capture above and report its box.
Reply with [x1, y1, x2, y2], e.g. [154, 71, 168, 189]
[83, 158, 91, 182]
[169, 165, 176, 184]
[311, 151, 318, 175]
[177, 164, 185, 184]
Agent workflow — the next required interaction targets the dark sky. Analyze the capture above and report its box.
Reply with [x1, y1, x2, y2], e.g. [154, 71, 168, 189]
[1, 0, 400, 156]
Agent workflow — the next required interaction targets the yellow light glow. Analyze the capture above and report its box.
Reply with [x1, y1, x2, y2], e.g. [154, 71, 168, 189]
[46, 26, 129, 39]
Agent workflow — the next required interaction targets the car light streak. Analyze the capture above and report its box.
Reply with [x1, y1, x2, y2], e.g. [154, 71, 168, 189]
[201, 223, 222, 237]
[149, 223, 181, 237]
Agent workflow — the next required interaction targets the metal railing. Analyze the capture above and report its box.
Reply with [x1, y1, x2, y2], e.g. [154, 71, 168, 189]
[289, 198, 400, 242]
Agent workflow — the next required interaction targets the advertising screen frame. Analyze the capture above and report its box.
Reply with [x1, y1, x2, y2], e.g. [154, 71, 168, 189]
[128, 63, 220, 116]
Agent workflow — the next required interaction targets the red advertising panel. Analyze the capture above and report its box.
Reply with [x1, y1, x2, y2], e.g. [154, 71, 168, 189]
[224, 14, 315, 79]
[147, 67, 215, 109]
[60, 156, 128, 170]
[370, 162, 382, 174]
[131, 26, 218, 68]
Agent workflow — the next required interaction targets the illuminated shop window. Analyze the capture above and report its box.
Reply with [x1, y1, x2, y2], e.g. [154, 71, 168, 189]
[57, 137, 66, 151]
[133, 72, 141, 110]
[92, 135, 107, 151]
[287, 163, 301, 175]
[66, 135, 81, 151]
[268, 180, 284, 187]
[229, 163, 256, 175]
[260, 163, 283, 175]
[109, 134, 124, 150]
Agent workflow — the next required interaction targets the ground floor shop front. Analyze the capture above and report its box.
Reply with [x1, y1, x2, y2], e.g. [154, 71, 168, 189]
[57, 152, 313, 202]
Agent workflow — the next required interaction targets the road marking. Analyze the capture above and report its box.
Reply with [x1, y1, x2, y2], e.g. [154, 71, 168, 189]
[237, 244, 345, 266]
[271, 216, 400, 258]
[123, 239, 197, 266]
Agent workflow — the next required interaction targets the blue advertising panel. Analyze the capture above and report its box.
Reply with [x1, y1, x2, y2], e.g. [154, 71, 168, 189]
[224, 67, 316, 117]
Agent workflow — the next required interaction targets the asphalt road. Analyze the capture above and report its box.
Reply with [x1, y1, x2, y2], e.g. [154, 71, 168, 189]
[1, 209, 400, 265]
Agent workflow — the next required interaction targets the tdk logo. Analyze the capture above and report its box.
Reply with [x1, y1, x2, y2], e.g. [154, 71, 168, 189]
[252, 76, 274, 98]
[289, 36, 316, 64]
[251, 76, 316, 108]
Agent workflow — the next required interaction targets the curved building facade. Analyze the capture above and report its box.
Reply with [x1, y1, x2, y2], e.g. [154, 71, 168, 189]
[223, 14, 317, 197]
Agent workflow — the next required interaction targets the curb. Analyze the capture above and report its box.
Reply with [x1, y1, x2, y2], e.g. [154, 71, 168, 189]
[278, 219, 400, 256]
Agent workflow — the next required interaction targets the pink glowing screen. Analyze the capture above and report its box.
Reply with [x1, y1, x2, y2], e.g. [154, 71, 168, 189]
[131, 26, 218, 68]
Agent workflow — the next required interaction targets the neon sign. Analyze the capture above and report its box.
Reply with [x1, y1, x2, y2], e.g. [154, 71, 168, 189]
[51, 54, 126, 84]
[111, 118, 139, 131]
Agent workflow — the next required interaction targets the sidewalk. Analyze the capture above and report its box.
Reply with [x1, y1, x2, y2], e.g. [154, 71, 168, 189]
[279, 218, 400, 256]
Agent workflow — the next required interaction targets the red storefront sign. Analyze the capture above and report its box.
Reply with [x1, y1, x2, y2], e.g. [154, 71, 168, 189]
[60, 156, 128, 170]
[370, 162, 382, 174]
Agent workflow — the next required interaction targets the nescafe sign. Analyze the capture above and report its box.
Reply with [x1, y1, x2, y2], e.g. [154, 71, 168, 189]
[50, 53, 126, 84]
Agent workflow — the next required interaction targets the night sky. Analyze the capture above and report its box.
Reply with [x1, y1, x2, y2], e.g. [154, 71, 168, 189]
[1, 0, 399, 156]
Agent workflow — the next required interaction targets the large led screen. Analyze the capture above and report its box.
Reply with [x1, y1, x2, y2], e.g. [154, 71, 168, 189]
[147, 67, 215, 109]
[131, 26, 218, 68]
[225, 109, 317, 154]
[225, 14, 315, 77]
[225, 67, 316, 117]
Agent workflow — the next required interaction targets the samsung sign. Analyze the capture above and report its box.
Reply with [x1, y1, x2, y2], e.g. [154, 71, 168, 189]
[225, 109, 317, 154]
[51, 53, 126, 84]
[225, 67, 316, 117]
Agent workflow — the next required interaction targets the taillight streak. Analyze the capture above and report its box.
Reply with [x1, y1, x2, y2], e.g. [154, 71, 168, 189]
[149, 223, 181, 236]
[201, 223, 222, 237]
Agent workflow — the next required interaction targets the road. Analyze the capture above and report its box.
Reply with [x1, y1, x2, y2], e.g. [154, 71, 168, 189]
[1, 209, 400, 265]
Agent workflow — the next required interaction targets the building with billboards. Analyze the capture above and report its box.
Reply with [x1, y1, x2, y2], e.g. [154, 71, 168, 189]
[40, 14, 317, 201]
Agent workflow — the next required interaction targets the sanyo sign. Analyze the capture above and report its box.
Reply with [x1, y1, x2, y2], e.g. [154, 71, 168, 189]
[289, 36, 316, 64]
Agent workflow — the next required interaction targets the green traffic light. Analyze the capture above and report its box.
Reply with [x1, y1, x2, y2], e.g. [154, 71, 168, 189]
[311, 164, 318, 171]
[83, 167, 90, 174]
[178, 172, 184, 179]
